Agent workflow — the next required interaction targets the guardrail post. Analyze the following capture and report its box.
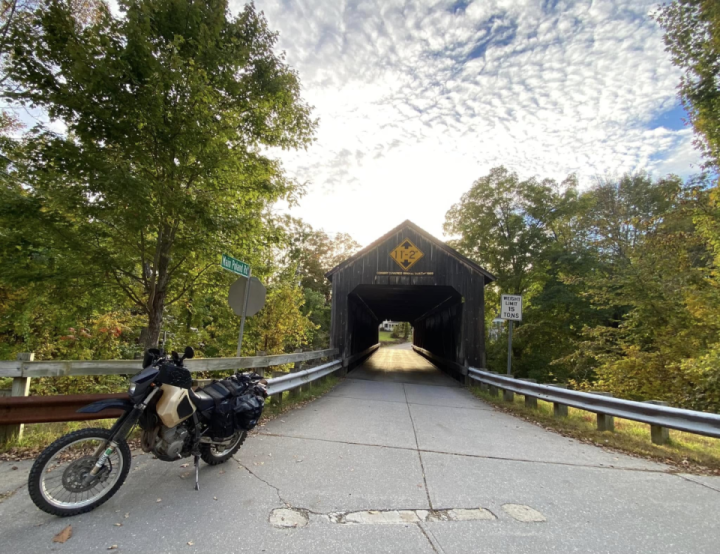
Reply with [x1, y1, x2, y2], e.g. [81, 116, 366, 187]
[502, 374, 514, 402]
[550, 384, 569, 417]
[288, 349, 303, 399]
[0, 353, 33, 443]
[517, 378, 537, 408]
[644, 400, 670, 444]
[271, 371, 284, 407]
[591, 391, 615, 432]
[488, 371, 500, 397]
[255, 351, 267, 378]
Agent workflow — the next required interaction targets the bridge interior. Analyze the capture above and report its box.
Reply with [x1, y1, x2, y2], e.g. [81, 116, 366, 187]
[349, 343, 459, 387]
[348, 284, 463, 371]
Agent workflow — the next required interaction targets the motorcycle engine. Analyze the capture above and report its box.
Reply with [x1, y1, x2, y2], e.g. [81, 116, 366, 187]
[151, 426, 189, 461]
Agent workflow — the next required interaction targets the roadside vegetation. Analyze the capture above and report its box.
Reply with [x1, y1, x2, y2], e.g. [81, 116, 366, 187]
[470, 386, 720, 474]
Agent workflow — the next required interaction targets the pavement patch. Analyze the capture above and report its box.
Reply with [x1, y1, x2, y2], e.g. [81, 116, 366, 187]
[277, 507, 500, 526]
[270, 508, 309, 528]
[502, 503, 546, 522]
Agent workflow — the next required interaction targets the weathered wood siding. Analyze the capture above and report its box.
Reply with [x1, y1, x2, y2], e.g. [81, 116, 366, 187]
[328, 225, 489, 368]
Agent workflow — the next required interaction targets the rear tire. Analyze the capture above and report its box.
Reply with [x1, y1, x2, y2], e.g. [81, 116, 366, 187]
[28, 428, 131, 517]
[199, 431, 246, 465]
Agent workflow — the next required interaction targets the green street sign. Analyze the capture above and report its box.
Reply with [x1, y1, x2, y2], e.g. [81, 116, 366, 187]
[221, 254, 250, 277]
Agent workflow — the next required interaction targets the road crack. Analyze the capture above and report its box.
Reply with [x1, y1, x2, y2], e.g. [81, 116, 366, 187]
[234, 458, 291, 507]
[403, 383, 434, 510]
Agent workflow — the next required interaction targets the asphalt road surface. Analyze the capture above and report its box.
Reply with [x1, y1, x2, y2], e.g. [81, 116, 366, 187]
[1, 346, 719, 553]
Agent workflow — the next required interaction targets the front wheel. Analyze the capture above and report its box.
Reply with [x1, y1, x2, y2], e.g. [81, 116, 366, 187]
[199, 430, 246, 465]
[28, 428, 131, 517]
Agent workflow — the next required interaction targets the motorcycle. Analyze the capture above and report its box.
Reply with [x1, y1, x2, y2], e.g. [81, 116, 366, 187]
[27, 346, 268, 517]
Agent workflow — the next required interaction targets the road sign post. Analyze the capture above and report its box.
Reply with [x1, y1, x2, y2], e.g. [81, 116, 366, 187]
[500, 295, 522, 376]
[223, 255, 266, 357]
[236, 268, 252, 357]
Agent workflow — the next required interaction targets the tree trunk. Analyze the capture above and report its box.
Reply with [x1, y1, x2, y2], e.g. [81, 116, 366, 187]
[142, 229, 173, 350]
[144, 298, 165, 349]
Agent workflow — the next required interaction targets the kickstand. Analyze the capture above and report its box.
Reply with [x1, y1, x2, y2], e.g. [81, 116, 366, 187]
[194, 454, 200, 491]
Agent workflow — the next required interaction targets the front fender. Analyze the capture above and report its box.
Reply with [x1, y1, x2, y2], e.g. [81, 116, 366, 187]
[77, 398, 134, 414]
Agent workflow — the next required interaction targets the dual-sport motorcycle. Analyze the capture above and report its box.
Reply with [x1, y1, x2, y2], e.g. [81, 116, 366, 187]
[28, 346, 268, 517]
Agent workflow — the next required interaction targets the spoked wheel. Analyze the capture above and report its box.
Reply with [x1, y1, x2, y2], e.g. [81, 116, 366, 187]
[199, 430, 246, 465]
[28, 428, 131, 517]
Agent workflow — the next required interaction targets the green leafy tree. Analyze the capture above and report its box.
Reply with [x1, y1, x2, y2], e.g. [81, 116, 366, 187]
[3, 0, 315, 348]
[656, 1, 720, 168]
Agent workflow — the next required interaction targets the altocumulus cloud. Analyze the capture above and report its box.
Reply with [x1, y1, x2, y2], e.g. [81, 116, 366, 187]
[237, 0, 701, 245]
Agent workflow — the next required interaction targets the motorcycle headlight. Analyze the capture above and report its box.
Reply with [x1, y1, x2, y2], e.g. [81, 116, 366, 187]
[128, 383, 137, 396]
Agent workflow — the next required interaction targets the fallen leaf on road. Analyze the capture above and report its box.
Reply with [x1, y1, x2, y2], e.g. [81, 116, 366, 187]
[53, 525, 72, 543]
[114, 523, 123, 527]
[156, 498, 162, 503]
[180, 472, 190, 479]
[188, 541, 194, 546]
[213, 497, 217, 501]
[124, 513, 129, 519]
[108, 546, 118, 550]
[218, 469, 225, 474]
[11, 466, 18, 470]
[180, 463, 190, 468]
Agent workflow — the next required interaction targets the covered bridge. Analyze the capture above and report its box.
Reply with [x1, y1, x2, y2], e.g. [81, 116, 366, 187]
[326, 220, 495, 378]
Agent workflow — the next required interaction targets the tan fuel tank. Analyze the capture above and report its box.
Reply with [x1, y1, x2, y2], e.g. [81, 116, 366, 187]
[156, 384, 196, 428]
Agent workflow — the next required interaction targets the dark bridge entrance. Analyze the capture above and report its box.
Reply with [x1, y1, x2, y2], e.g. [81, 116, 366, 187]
[326, 220, 495, 379]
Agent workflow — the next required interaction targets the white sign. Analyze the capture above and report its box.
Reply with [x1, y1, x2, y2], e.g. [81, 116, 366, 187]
[501, 295, 522, 321]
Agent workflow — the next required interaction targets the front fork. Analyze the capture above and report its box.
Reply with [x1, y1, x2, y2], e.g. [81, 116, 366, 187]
[85, 387, 160, 483]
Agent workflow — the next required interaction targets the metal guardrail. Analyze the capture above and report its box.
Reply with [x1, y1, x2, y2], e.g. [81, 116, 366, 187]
[0, 348, 339, 378]
[468, 368, 720, 439]
[266, 359, 343, 396]
[0, 349, 344, 434]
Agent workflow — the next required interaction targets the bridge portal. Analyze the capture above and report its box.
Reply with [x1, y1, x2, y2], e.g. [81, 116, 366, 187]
[326, 220, 495, 379]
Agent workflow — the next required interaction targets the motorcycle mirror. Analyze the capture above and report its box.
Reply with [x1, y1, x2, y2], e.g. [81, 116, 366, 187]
[171, 351, 180, 363]
[142, 348, 161, 369]
[184, 346, 195, 359]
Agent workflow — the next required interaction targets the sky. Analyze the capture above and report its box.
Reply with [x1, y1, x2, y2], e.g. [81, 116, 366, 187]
[233, 0, 702, 246]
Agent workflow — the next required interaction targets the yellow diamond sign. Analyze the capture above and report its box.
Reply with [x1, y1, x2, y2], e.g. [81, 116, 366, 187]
[390, 239, 424, 271]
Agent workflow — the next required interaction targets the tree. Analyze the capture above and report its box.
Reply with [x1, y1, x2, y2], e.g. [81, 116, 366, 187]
[444, 166, 575, 296]
[3, 0, 315, 348]
[656, 1, 720, 169]
[268, 216, 360, 349]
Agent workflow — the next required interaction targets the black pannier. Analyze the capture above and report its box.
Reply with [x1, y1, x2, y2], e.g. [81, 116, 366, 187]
[232, 393, 264, 431]
[204, 372, 266, 439]
[211, 398, 235, 440]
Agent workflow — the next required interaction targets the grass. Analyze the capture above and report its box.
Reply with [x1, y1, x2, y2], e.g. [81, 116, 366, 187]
[1, 375, 342, 460]
[469, 385, 720, 474]
[261, 374, 340, 419]
[379, 331, 397, 343]
[1, 419, 120, 460]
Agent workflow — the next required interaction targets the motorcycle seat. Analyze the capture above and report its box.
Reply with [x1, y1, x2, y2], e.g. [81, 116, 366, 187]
[189, 381, 232, 411]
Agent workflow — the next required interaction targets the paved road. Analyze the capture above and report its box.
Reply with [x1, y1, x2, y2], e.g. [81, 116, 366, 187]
[1, 348, 720, 553]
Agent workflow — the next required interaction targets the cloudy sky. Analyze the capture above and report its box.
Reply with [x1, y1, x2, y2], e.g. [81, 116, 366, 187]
[247, 0, 696, 246]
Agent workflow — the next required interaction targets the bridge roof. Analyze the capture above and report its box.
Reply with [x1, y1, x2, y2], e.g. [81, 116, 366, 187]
[325, 219, 496, 282]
